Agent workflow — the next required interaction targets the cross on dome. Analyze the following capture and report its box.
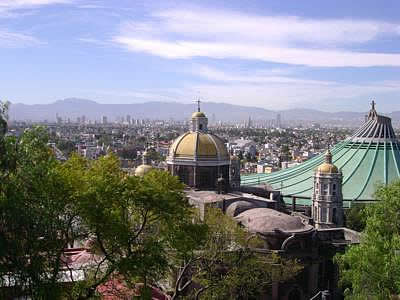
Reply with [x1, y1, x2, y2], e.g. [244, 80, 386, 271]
[196, 98, 201, 112]
[367, 99, 378, 120]
[371, 100, 376, 110]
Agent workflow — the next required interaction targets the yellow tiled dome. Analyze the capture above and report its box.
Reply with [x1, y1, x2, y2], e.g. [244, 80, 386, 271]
[169, 132, 229, 160]
[317, 163, 339, 174]
[134, 164, 153, 177]
[192, 111, 206, 118]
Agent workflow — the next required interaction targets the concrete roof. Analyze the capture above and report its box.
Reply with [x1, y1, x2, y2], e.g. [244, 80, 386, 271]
[235, 208, 314, 234]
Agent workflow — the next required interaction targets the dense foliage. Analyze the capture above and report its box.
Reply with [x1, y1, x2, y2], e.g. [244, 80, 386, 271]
[336, 182, 400, 299]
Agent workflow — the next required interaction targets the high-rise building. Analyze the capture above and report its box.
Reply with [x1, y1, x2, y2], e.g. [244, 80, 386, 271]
[247, 116, 252, 128]
[102, 115, 108, 124]
[126, 114, 131, 124]
[276, 113, 281, 128]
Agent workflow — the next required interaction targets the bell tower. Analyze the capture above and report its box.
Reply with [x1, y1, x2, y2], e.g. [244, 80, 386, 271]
[191, 99, 208, 132]
[312, 150, 343, 229]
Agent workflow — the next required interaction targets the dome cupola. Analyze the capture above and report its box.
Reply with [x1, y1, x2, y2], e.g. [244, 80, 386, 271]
[191, 100, 208, 132]
[167, 100, 230, 189]
[135, 148, 153, 177]
[317, 149, 339, 174]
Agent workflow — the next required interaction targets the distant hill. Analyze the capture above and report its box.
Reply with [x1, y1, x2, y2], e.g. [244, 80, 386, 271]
[8, 98, 399, 125]
[9, 98, 277, 122]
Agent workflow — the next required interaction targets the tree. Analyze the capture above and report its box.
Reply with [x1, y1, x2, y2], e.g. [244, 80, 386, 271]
[344, 203, 367, 232]
[58, 154, 207, 299]
[0, 102, 207, 299]
[336, 181, 400, 299]
[0, 101, 8, 137]
[170, 208, 301, 300]
[0, 127, 76, 299]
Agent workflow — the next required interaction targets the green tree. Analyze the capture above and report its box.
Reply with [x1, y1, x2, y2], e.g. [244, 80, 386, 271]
[0, 102, 207, 299]
[56, 139, 76, 156]
[59, 155, 207, 299]
[0, 127, 76, 299]
[336, 181, 400, 299]
[344, 203, 367, 232]
[0, 100, 8, 137]
[171, 208, 301, 300]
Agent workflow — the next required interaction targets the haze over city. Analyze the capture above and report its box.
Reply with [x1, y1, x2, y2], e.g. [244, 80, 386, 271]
[1, 0, 400, 112]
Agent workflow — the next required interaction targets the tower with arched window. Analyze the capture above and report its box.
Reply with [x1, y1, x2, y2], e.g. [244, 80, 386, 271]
[312, 149, 343, 229]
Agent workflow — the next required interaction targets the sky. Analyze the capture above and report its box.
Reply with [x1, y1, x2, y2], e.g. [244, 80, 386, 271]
[0, 0, 400, 112]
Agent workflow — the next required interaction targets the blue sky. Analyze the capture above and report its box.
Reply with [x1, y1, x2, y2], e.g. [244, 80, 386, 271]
[0, 0, 399, 112]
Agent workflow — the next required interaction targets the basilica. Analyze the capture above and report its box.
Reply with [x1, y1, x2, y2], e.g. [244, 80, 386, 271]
[134, 104, 360, 300]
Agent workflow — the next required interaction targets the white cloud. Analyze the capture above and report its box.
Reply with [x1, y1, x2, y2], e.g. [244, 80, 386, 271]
[192, 65, 334, 86]
[114, 37, 400, 67]
[0, 0, 74, 16]
[0, 0, 73, 46]
[152, 9, 396, 45]
[176, 65, 400, 109]
[0, 30, 41, 47]
[113, 8, 400, 68]
[0, 0, 72, 9]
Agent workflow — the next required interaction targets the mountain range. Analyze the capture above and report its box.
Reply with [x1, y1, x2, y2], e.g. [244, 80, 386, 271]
[8, 98, 400, 126]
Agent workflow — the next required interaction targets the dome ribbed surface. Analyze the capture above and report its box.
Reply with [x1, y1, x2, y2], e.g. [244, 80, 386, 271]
[241, 105, 400, 205]
[168, 132, 229, 161]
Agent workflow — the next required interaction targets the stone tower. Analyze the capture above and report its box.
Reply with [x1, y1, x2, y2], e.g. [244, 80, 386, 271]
[230, 155, 241, 190]
[312, 149, 343, 229]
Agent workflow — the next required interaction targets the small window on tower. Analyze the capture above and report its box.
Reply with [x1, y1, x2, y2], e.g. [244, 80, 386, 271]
[333, 184, 336, 190]
[199, 124, 203, 130]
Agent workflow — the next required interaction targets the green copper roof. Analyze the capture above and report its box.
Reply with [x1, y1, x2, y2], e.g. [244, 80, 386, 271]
[241, 103, 400, 205]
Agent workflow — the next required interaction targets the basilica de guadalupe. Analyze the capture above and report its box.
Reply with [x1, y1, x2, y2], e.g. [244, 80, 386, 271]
[133, 102, 369, 299]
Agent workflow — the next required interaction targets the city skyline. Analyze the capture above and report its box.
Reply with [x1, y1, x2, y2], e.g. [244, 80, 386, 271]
[1, 0, 400, 112]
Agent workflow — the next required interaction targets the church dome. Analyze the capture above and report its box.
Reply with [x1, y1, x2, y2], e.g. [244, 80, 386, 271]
[135, 149, 153, 177]
[169, 131, 229, 161]
[167, 103, 231, 190]
[134, 164, 153, 177]
[192, 111, 206, 118]
[317, 163, 339, 174]
[316, 149, 338, 174]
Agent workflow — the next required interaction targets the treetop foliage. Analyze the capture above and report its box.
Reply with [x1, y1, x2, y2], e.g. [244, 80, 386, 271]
[336, 181, 400, 299]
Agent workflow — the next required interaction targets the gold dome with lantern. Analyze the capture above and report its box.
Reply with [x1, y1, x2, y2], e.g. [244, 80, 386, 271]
[134, 149, 153, 177]
[167, 101, 231, 189]
[316, 149, 339, 174]
[169, 132, 229, 161]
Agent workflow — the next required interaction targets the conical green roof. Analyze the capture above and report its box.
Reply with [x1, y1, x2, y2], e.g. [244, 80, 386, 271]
[241, 103, 400, 206]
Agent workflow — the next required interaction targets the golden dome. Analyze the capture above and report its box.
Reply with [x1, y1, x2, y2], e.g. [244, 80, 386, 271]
[135, 164, 153, 177]
[317, 163, 339, 174]
[192, 111, 206, 118]
[169, 132, 229, 160]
